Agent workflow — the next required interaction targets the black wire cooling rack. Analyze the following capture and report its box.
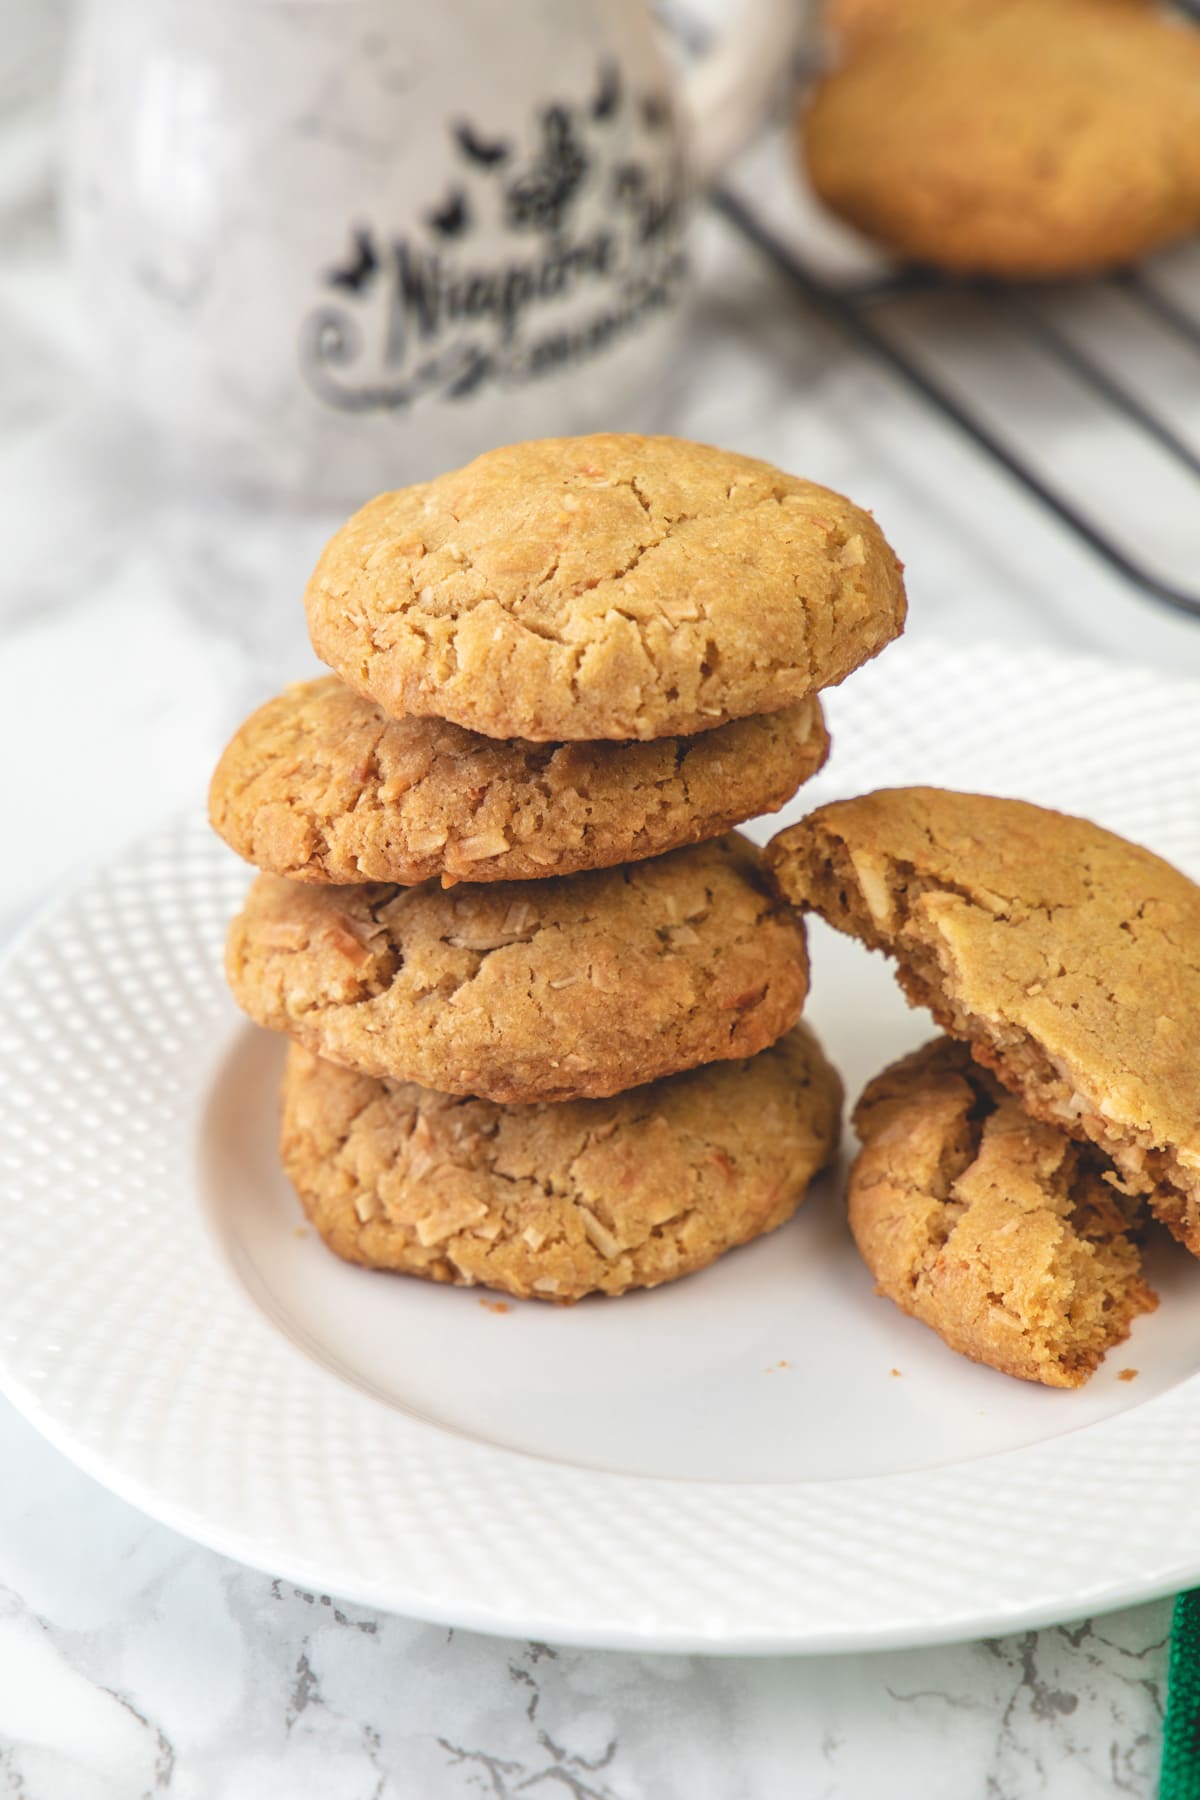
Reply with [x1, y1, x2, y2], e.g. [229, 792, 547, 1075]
[671, 0, 1200, 623]
[712, 179, 1200, 619]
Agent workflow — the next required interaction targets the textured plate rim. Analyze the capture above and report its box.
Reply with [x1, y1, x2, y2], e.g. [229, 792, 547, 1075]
[4, 1360, 1200, 1657]
[4, 639, 1200, 1655]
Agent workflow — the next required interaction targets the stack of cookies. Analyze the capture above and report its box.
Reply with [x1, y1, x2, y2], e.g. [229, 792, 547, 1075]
[210, 433, 908, 1302]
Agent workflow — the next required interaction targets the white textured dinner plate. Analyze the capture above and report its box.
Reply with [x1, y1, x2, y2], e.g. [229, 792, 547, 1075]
[5, 639, 1200, 1654]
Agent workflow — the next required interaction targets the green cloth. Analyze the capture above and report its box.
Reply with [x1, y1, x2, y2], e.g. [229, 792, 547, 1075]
[1161, 1592, 1200, 1799]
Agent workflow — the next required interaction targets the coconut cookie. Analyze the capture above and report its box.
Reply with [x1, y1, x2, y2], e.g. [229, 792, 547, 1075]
[802, 3, 1200, 277]
[766, 787, 1200, 1254]
[280, 1025, 843, 1301]
[304, 434, 906, 743]
[209, 676, 830, 888]
[823, 0, 1147, 57]
[850, 1038, 1156, 1387]
[228, 833, 807, 1103]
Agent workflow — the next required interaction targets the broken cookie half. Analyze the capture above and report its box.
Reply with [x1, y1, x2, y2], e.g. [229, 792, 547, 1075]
[851, 1038, 1157, 1387]
[766, 787, 1200, 1255]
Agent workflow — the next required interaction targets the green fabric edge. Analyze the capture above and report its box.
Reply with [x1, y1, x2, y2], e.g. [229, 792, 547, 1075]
[1161, 1591, 1200, 1799]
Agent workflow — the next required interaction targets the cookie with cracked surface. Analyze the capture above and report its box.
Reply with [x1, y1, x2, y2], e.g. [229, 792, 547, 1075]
[802, 3, 1200, 277]
[228, 833, 807, 1103]
[279, 1024, 843, 1301]
[304, 434, 906, 742]
[209, 676, 830, 887]
[850, 1038, 1156, 1387]
[766, 787, 1200, 1255]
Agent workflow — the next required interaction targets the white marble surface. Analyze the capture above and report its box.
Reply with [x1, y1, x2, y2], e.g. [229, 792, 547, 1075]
[3, 4, 1200, 1794]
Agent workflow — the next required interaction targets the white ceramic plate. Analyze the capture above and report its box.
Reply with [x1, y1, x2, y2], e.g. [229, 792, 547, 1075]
[5, 639, 1200, 1655]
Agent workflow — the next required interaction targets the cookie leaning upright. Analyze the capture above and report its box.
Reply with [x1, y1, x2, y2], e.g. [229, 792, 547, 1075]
[766, 787, 1200, 1253]
[303, 434, 906, 742]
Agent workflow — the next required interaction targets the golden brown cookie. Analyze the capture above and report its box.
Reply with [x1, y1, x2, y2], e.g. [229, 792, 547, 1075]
[304, 434, 906, 742]
[823, 0, 1147, 57]
[280, 1025, 843, 1301]
[209, 676, 830, 888]
[767, 788, 1200, 1254]
[228, 833, 807, 1103]
[802, 3, 1200, 277]
[850, 1038, 1156, 1387]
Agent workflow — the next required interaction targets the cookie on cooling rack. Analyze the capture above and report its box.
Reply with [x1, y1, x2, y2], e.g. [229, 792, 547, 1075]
[802, 2, 1200, 276]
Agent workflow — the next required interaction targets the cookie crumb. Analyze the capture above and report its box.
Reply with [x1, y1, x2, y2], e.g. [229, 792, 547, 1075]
[890, 1368, 902, 1377]
[294, 1226, 310, 1238]
[479, 1298, 511, 1315]
[1118, 1367, 1138, 1382]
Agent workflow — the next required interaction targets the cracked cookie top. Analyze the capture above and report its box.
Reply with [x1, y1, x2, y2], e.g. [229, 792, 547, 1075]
[208, 676, 829, 888]
[766, 787, 1200, 1254]
[227, 832, 808, 1104]
[303, 434, 907, 742]
[849, 1037, 1155, 1387]
[280, 1024, 843, 1301]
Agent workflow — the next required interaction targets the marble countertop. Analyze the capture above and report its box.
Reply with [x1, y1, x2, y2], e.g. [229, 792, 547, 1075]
[3, 5, 1200, 1794]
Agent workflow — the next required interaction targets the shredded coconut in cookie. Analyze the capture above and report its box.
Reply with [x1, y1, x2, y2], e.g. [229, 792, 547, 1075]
[281, 1026, 842, 1301]
[850, 1038, 1156, 1386]
[209, 676, 829, 887]
[304, 434, 906, 742]
[230, 832, 808, 1103]
[768, 786, 1200, 1254]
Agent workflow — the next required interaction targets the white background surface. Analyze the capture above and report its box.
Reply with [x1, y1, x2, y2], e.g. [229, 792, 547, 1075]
[2, 1, 1200, 1793]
